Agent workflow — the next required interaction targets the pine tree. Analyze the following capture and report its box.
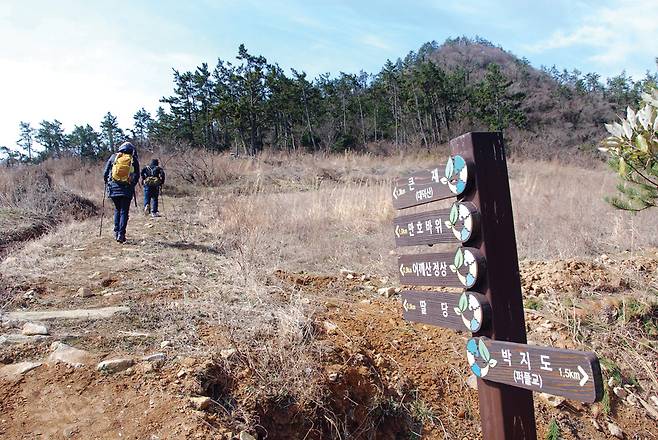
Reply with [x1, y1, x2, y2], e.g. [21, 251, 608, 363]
[35, 120, 68, 158]
[150, 107, 176, 146]
[584, 72, 603, 93]
[193, 63, 219, 149]
[265, 64, 301, 151]
[68, 124, 100, 158]
[606, 71, 641, 110]
[472, 63, 526, 133]
[100, 112, 124, 152]
[377, 60, 402, 144]
[161, 71, 198, 147]
[17, 121, 35, 161]
[212, 59, 240, 152]
[0, 146, 24, 165]
[133, 108, 154, 148]
[236, 44, 267, 155]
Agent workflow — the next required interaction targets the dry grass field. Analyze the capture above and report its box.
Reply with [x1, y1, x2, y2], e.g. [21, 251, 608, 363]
[0, 150, 657, 439]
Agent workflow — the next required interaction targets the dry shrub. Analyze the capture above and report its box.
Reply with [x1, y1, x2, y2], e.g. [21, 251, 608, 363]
[538, 288, 658, 392]
[170, 148, 438, 196]
[219, 294, 323, 407]
[167, 150, 246, 187]
[35, 156, 105, 199]
[0, 165, 98, 255]
[0, 167, 53, 204]
[214, 181, 393, 277]
[0, 167, 97, 221]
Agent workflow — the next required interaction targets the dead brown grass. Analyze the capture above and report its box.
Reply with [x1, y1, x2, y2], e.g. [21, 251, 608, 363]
[199, 154, 658, 283]
[1, 150, 657, 437]
[509, 159, 658, 259]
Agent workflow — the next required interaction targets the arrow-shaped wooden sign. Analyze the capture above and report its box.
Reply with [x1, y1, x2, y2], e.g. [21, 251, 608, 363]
[465, 337, 603, 403]
[402, 290, 490, 332]
[398, 248, 483, 289]
[393, 202, 478, 246]
[392, 155, 469, 210]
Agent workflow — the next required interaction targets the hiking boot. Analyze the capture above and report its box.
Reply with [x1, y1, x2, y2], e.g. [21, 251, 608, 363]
[144, 205, 150, 215]
[117, 235, 126, 243]
[151, 212, 160, 218]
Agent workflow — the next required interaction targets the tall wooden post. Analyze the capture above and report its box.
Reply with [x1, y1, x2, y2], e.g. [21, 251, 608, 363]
[451, 132, 537, 440]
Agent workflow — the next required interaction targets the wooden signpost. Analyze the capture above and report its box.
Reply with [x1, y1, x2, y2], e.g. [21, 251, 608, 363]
[390, 132, 603, 440]
[398, 248, 483, 289]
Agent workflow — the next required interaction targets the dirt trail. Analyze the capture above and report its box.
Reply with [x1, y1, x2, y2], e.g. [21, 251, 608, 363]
[0, 196, 223, 438]
[0, 193, 657, 439]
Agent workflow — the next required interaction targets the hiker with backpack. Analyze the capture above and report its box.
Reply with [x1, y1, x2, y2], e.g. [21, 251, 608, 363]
[103, 142, 140, 243]
[141, 159, 166, 217]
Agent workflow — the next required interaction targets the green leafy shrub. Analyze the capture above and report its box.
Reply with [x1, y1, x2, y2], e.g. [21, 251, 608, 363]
[546, 419, 560, 440]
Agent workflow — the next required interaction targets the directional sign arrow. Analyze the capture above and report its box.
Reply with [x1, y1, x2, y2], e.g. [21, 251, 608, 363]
[395, 224, 401, 238]
[402, 299, 410, 312]
[399, 264, 405, 276]
[392, 187, 399, 200]
[578, 365, 589, 387]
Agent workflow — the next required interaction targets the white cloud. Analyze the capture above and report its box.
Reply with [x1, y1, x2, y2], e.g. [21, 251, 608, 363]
[361, 34, 393, 51]
[525, 0, 658, 76]
[288, 13, 332, 31]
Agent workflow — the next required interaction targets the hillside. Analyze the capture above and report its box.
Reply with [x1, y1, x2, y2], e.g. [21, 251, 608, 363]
[425, 38, 618, 157]
[0, 152, 657, 439]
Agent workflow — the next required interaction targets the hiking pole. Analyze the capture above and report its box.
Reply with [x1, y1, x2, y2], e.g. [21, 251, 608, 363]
[99, 184, 107, 238]
[159, 185, 164, 213]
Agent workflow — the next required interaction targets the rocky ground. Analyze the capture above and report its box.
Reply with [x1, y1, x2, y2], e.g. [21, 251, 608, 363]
[0, 191, 657, 439]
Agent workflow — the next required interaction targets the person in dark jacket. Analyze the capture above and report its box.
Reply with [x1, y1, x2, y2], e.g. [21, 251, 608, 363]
[141, 158, 166, 217]
[103, 142, 140, 243]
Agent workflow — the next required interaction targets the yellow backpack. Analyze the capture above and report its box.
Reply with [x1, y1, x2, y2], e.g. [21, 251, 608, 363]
[111, 153, 134, 184]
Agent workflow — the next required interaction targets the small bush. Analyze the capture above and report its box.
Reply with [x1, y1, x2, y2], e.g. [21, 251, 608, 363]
[546, 419, 560, 440]
[0, 168, 97, 220]
[169, 150, 241, 187]
[524, 297, 543, 310]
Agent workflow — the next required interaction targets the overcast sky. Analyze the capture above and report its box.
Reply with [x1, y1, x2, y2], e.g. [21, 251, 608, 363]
[0, 0, 656, 149]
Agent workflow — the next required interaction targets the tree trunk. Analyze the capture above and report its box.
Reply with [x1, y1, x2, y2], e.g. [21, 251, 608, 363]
[391, 93, 399, 145]
[373, 106, 378, 142]
[342, 96, 347, 133]
[302, 88, 316, 151]
[413, 87, 428, 147]
[358, 96, 366, 146]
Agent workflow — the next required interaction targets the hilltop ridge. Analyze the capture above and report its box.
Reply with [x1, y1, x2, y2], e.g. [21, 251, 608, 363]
[418, 38, 627, 156]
